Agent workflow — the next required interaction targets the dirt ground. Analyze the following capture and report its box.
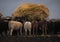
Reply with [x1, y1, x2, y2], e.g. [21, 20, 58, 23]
[0, 35, 60, 42]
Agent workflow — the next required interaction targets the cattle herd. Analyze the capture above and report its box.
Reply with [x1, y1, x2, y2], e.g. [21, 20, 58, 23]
[0, 18, 60, 36]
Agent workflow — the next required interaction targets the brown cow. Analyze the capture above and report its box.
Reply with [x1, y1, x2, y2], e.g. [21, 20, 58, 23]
[38, 20, 47, 35]
[32, 20, 38, 35]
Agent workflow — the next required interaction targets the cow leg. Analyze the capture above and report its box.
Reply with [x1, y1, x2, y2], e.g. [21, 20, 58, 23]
[29, 29, 31, 35]
[10, 29, 13, 36]
[25, 29, 27, 35]
[16, 29, 19, 36]
[41, 26, 44, 35]
[36, 28, 37, 35]
[20, 28, 22, 35]
[33, 28, 34, 35]
[7, 30, 10, 36]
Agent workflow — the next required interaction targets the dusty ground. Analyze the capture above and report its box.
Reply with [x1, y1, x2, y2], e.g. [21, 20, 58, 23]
[0, 35, 60, 42]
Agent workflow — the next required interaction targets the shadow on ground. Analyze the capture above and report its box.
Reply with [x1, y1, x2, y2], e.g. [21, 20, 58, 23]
[0, 35, 60, 42]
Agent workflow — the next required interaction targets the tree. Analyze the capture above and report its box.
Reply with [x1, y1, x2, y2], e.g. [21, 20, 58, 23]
[0, 12, 3, 17]
[12, 3, 49, 21]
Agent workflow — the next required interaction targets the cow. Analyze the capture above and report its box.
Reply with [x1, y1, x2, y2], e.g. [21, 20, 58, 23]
[32, 20, 38, 35]
[0, 19, 9, 36]
[24, 21, 32, 35]
[54, 21, 60, 34]
[38, 20, 47, 35]
[8, 21, 23, 36]
[47, 20, 55, 34]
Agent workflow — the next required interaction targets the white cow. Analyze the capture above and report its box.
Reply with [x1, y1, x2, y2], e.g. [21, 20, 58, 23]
[8, 21, 23, 36]
[24, 21, 32, 35]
